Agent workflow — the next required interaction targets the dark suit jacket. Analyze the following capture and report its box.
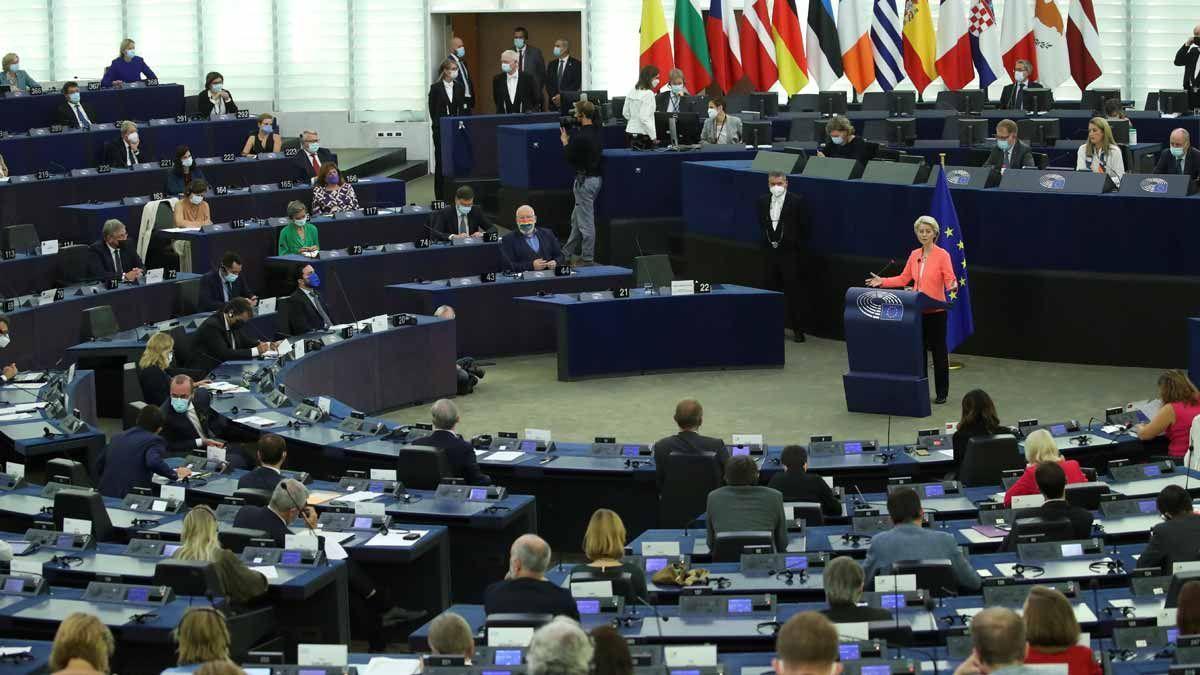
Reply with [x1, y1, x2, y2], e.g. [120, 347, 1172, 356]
[518, 46, 547, 103]
[766, 470, 841, 517]
[286, 288, 332, 336]
[85, 240, 143, 281]
[483, 577, 579, 619]
[757, 192, 809, 254]
[159, 388, 221, 454]
[1138, 513, 1200, 573]
[999, 81, 1049, 110]
[199, 269, 254, 313]
[1001, 499, 1094, 552]
[656, 91, 692, 113]
[165, 167, 207, 196]
[493, 72, 538, 114]
[55, 100, 99, 129]
[188, 311, 256, 371]
[447, 53, 475, 108]
[238, 466, 284, 493]
[428, 204, 496, 241]
[1175, 43, 1200, 92]
[294, 148, 338, 182]
[104, 139, 152, 167]
[137, 365, 170, 406]
[233, 505, 290, 546]
[822, 603, 893, 623]
[499, 228, 565, 272]
[411, 429, 492, 485]
[651, 430, 731, 491]
[1153, 146, 1200, 179]
[984, 140, 1036, 170]
[428, 79, 470, 135]
[544, 57, 582, 101]
[197, 92, 238, 118]
[97, 427, 175, 498]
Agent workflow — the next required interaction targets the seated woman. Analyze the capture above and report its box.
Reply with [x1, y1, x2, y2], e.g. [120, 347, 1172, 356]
[701, 96, 741, 145]
[568, 508, 648, 602]
[167, 145, 206, 196]
[277, 200, 319, 256]
[818, 115, 872, 162]
[173, 179, 213, 229]
[2, 53, 39, 93]
[49, 612, 115, 675]
[952, 389, 1012, 467]
[310, 162, 360, 216]
[172, 506, 268, 606]
[161, 607, 234, 674]
[1076, 117, 1125, 187]
[1023, 586, 1102, 675]
[1135, 369, 1200, 461]
[101, 38, 156, 88]
[820, 555, 891, 623]
[241, 113, 281, 157]
[1003, 429, 1088, 506]
[137, 332, 175, 406]
[199, 71, 237, 120]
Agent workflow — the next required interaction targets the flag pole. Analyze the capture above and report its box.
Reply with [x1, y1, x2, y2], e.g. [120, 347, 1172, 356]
[939, 151, 966, 372]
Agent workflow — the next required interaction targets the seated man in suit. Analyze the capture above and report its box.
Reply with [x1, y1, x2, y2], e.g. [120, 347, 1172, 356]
[432, 305, 487, 395]
[773, 612, 840, 675]
[1001, 462, 1093, 552]
[863, 487, 982, 592]
[484, 534, 579, 619]
[188, 297, 275, 373]
[411, 399, 492, 485]
[984, 119, 1036, 172]
[821, 555, 892, 623]
[0, 314, 17, 384]
[651, 398, 730, 491]
[706, 455, 788, 552]
[199, 251, 256, 312]
[767, 445, 842, 518]
[55, 81, 97, 129]
[295, 129, 337, 184]
[160, 374, 252, 466]
[499, 204, 565, 272]
[85, 219, 143, 283]
[98, 405, 192, 497]
[1139, 485, 1200, 573]
[1153, 128, 1200, 179]
[999, 59, 1050, 110]
[287, 264, 334, 335]
[429, 185, 496, 241]
[233, 478, 315, 546]
[104, 120, 151, 167]
[237, 433, 288, 492]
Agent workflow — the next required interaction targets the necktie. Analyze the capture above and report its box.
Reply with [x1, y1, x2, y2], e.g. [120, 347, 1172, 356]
[1179, 158, 1185, 175]
[1005, 149, 1011, 168]
[224, 281, 232, 301]
[310, 153, 320, 176]
[127, 145, 136, 166]
[519, 50, 524, 73]
[73, 103, 90, 128]
[112, 249, 122, 275]
[311, 292, 332, 328]
[559, 60, 565, 82]
[187, 407, 206, 441]
[459, 215, 468, 235]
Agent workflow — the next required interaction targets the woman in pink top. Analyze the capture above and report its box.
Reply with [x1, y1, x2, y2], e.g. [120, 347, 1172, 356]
[1136, 369, 1200, 458]
[865, 215, 958, 404]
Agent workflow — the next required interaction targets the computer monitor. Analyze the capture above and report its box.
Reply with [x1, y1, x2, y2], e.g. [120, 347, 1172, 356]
[654, 111, 701, 145]
[957, 118, 988, 147]
[749, 92, 780, 117]
[1017, 117, 1059, 145]
[887, 91, 916, 117]
[818, 91, 848, 117]
[937, 90, 985, 115]
[1159, 89, 1192, 115]
[679, 95, 710, 115]
[743, 120, 773, 146]
[885, 118, 917, 146]
[1108, 118, 1130, 144]
[1024, 88, 1054, 115]
[1081, 88, 1121, 115]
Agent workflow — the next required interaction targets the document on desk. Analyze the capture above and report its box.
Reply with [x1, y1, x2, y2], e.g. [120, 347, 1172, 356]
[202, 381, 250, 394]
[485, 451, 525, 462]
[5, 402, 47, 414]
[250, 565, 279, 579]
[158, 228, 195, 233]
[0, 411, 36, 423]
[364, 658, 420, 675]
[331, 490, 382, 503]
[0, 648, 31, 657]
[959, 528, 1005, 544]
[365, 529, 429, 547]
[234, 415, 279, 428]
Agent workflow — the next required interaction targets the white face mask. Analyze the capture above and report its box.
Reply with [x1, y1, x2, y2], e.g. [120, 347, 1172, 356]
[1015, 70, 1027, 83]
[501, 62, 512, 74]
[651, 77, 660, 89]
[0, 334, 9, 349]
[447, 69, 459, 80]
[210, 83, 223, 93]
[181, 156, 193, 167]
[7, 63, 17, 73]
[769, 185, 786, 197]
[707, 108, 718, 119]
[189, 194, 204, 205]
[126, 132, 139, 145]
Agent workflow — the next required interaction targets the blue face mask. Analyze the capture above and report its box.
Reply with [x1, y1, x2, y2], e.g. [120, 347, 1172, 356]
[170, 397, 189, 414]
[224, 272, 238, 283]
[261, 124, 273, 134]
[831, 135, 845, 146]
[518, 222, 535, 235]
[455, 46, 465, 58]
[305, 271, 322, 289]
[514, 38, 526, 50]
[553, 47, 562, 58]
[996, 138, 1010, 151]
[456, 204, 472, 216]
[68, 92, 81, 103]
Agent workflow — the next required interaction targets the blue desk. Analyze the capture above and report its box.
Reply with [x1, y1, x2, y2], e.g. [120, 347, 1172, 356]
[0, 638, 51, 675]
[497, 122, 628, 189]
[516, 285, 785, 380]
[0, 370, 102, 470]
[440, 113, 559, 180]
[386, 265, 633, 357]
[0, 83, 184, 134]
[599, 146, 756, 221]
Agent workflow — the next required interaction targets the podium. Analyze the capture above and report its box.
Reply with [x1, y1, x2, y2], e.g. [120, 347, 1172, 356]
[842, 287, 949, 417]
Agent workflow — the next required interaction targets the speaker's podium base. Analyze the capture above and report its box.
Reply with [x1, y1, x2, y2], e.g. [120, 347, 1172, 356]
[843, 372, 931, 417]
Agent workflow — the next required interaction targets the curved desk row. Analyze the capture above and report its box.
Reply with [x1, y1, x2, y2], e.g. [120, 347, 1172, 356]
[0, 82, 184, 134]
[0, 370, 102, 469]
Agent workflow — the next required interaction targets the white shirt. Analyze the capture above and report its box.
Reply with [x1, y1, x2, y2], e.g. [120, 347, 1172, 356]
[207, 92, 224, 119]
[185, 401, 207, 448]
[506, 73, 519, 104]
[623, 88, 657, 137]
[442, 79, 455, 105]
[517, 47, 528, 71]
[1076, 143, 1125, 186]
[769, 193, 785, 232]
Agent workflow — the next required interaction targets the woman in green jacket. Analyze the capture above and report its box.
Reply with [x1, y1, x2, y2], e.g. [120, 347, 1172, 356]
[278, 199, 319, 256]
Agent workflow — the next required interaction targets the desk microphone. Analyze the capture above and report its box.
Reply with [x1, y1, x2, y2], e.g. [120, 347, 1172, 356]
[873, 259, 897, 278]
[627, 592, 666, 641]
[331, 269, 362, 327]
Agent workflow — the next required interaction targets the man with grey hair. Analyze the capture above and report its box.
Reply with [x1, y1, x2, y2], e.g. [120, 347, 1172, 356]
[433, 305, 455, 320]
[1154, 128, 1200, 178]
[953, 608, 1035, 675]
[410, 398, 492, 485]
[499, 205, 565, 272]
[544, 37, 581, 110]
[105, 120, 149, 167]
[86, 218, 143, 282]
[485, 534, 579, 619]
[1000, 59, 1048, 110]
[757, 171, 809, 342]
[821, 556, 892, 623]
[493, 49, 537, 114]
[527, 616, 594, 675]
[431, 304, 487, 394]
[296, 129, 335, 183]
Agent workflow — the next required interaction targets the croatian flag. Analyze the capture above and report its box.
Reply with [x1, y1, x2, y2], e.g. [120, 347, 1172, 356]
[968, 0, 1007, 89]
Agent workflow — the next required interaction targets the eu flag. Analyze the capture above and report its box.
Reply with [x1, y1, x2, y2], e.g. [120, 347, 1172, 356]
[930, 168, 974, 352]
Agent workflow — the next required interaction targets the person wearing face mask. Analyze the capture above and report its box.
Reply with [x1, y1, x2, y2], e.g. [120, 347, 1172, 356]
[1, 53, 39, 93]
[1076, 117, 1124, 187]
[429, 58, 471, 200]
[1153, 128, 1200, 179]
[430, 185, 495, 241]
[0, 315, 16, 385]
[656, 69, 691, 113]
[310, 162, 360, 215]
[104, 120, 151, 168]
[159, 374, 252, 468]
[55, 82, 97, 130]
[166, 144, 207, 196]
[198, 71, 237, 119]
[101, 38, 156, 88]
[544, 38, 582, 111]
[97, 405, 191, 498]
[866, 216, 958, 404]
[512, 26, 546, 109]
[294, 130, 337, 183]
[447, 37, 475, 110]
[758, 172, 810, 342]
[500, 204, 566, 272]
[190, 297, 276, 372]
[241, 113, 282, 156]
[493, 49, 538, 114]
[173, 179, 213, 228]
[817, 115, 872, 162]
[86, 219, 144, 283]
[277, 200, 320, 256]
[998, 59, 1047, 110]
[199, 251, 255, 312]
[701, 96, 742, 144]
[1176, 26, 1200, 111]
[623, 66, 660, 149]
[287, 264, 335, 335]
[983, 119, 1035, 172]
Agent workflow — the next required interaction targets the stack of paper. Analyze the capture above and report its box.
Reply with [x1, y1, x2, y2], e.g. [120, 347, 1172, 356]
[234, 415, 278, 428]
[486, 451, 524, 463]
[203, 381, 249, 394]
[365, 529, 428, 547]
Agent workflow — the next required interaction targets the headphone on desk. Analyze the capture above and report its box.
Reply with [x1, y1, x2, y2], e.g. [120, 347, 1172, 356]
[624, 458, 653, 468]
[1090, 559, 1125, 575]
[1011, 563, 1045, 579]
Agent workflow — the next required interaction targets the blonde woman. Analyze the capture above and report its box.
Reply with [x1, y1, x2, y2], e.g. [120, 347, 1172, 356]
[173, 506, 268, 606]
[101, 38, 156, 88]
[49, 613, 115, 674]
[1002, 429, 1088, 506]
[137, 332, 175, 405]
[1076, 117, 1125, 186]
[568, 508, 648, 601]
[2, 53, 39, 92]
[164, 607, 234, 672]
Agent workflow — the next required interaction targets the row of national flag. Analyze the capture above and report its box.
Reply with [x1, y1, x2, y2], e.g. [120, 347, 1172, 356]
[639, 0, 1104, 96]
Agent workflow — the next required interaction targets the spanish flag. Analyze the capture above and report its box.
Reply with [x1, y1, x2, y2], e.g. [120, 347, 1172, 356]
[772, 0, 809, 94]
[901, 0, 937, 93]
[639, 0, 674, 87]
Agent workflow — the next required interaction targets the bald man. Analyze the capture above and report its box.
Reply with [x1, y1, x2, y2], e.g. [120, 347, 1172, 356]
[499, 205, 565, 272]
[447, 37, 475, 110]
[651, 398, 730, 491]
[1153, 128, 1200, 179]
[484, 534, 579, 619]
[1175, 26, 1200, 111]
[493, 50, 537, 114]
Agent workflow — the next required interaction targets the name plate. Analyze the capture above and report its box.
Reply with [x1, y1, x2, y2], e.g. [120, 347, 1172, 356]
[145, 268, 164, 284]
[40, 240, 60, 255]
[671, 280, 695, 296]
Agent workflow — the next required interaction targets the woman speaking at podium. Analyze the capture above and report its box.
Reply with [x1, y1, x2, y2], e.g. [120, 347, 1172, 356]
[865, 216, 958, 405]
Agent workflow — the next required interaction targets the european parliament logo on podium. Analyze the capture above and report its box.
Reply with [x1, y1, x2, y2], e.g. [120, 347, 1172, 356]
[856, 290, 904, 322]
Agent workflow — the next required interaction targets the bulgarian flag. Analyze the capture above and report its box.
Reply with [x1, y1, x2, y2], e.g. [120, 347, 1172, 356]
[639, 0, 674, 88]
[674, 0, 713, 93]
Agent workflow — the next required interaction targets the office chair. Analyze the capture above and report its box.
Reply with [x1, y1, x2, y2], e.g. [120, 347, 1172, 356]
[54, 489, 115, 543]
[273, 296, 293, 337]
[787, 117, 816, 142]
[634, 254, 674, 289]
[787, 94, 819, 112]
[610, 96, 626, 121]
[787, 502, 825, 527]
[2, 224, 40, 253]
[874, 147, 901, 162]
[55, 244, 92, 286]
[176, 276, 203, 317]
[868, 620, 914, 647]
[657, 451, 721, 529]
[47, 458, 92, 488]
[233, 488, 272, 507]
[862, 119, 887, 142]
[1008, 516, 1076, 552]
[1032, 152, 1049, 169]
[958, 435, 1023, 486]
[144, 202, 181, 272]
[218, 526, 271, 553]
[1064, 482, 1110, 510]
[79, 305, 119, 342]
[183, 95, 200, 117]
[861, 92, 889, 111]
[711, 531, 775, 562]
[154, 559, 279, 658]
[1119, 143, 1134, 174]
[121, 362, 146, 429]
[396, 444, 452, 490]
[569, 568, 636, 602]
[889, 559, 956, 596]
[1144, 92, 1159, 112]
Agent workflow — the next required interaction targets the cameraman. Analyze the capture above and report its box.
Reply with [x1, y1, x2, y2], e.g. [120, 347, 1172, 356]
[561, 99, 602, 266]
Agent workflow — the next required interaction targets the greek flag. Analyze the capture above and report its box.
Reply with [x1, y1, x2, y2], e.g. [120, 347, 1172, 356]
[870, 0, 905, 91]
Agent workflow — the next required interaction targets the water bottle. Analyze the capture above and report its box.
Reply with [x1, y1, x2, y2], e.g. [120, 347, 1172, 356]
[1129, 126, 1138, 145]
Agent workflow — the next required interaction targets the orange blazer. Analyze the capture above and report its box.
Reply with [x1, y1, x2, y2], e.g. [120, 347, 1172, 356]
[880, 245, 958, 310]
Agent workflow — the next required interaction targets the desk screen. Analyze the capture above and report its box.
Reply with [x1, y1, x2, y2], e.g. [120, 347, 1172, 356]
[282, 551, 302, 564]
[1050, 424, 1067, 435]
[838, 644, 861, 661]
[646, 557, 669, 573]
[298, 671, 326, 675]
[1169, 629, 1180, 644]
[731, 446, 751, 456]
[353, 516, 373, 529]
[622, 445, 641, 457]
[784, 556, 808, 570]
[860, 666, 890, 675]
[1145, 465, 1161, 477]
[469, 488, 488, 501]
[519, 441, 537, 452]
[483, 671, 513, 675]
[56, 534, 75, 547]
[1138, 500, 1157, 513]
[843, 442, 863, 454]
[126, 587, 149, 602]
[3, 578, 24, 592]
[494, 650, 522, 665]
[1060, 543, 1083, 557]
[880, 593, 903, 609]
[368, 481, 385, 493]
[924, 484, 944, 497]
[163, 544, 181, 557]
[727, 598, 753, 614]
[670, 670, 701, 675]
[577, 599, 601, 615]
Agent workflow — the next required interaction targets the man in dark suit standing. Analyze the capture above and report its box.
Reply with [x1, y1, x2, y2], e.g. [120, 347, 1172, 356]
[85, 219, 143, 282]
[199, 251, 256, 312]
[544, 38, 582, 112]
[98, 405, 191, 497]
[237, 433, 288, 492]
[447, 37, 475, 110]
[758, 172, 810, 343]
[499, 205, 565, 272]
[286, 264, 334, 335]
[429, 186, 496, 241]
[1153, 128, 1200, 179]
[54, 81, 97, 129]
[513, 27, 546, 110]
[493, 50, 538, 114]
[410, 399, 492, 485]
[651, 399, 731, 491]
[1176, 28, 1200, 111]
[1139, 485, 1200, 573]
[983, 119, 1036, 171]
[998, 59, 1049, 110]
[484, 534, 579, 619]
[188, 297, 274, 371]
[1001, 462, 1094, 552]
[294, 130, 337, 184]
